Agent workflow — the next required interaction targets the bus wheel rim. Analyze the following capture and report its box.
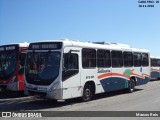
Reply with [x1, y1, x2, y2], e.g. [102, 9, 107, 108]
[84, 88, 91, 100]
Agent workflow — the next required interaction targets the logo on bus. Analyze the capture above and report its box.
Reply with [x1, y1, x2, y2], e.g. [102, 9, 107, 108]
[98, 69, 110, 73]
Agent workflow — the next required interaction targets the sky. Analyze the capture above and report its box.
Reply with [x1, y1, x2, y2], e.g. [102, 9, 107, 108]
[0, 0, 160, 56]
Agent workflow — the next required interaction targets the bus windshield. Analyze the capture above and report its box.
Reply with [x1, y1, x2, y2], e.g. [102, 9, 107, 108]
[25, 51, 61, 85]
[0, 53, 17, 79]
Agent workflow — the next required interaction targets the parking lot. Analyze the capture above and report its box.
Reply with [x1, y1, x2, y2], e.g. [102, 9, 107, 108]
[0, 80, 160, 112]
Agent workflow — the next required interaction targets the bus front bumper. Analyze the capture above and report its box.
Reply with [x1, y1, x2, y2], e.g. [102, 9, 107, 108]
[25, 89, 62, 100]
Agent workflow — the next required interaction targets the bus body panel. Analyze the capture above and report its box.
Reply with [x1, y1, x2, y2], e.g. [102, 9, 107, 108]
[62, 47, 82, 99]
[109, 67, 127, 91]
[138, 66, 150, 85]
[18, 74, 25, 90]
[151, 67, 160, 79]
[97, 67, 112, 93]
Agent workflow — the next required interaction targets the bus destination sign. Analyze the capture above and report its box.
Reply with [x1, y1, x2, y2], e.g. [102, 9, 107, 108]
[29, 42, 62, 50]
[0, 45, 18, 52]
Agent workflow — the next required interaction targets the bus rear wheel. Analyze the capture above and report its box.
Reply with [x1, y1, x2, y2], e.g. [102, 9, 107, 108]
[82, 84, 94, 102]
[127, 79, 135, 93]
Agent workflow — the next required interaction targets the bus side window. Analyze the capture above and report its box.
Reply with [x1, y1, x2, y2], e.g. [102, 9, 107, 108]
[133, 52, 142, 67]
[142, 53, 149, 67]
[63, 53, 78, 71]
[157, 59, 160, 67]
[82, 48, 96, 68]
[62, 53, 79, 81]
[111, 51, 123, 67]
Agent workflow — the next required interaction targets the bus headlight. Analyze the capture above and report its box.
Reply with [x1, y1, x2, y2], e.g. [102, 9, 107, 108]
[49, 81, 60, 92]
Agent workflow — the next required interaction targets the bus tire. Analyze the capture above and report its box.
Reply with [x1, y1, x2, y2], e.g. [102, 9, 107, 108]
[82, 84, 94, 102]
[127, 79, 135, 93]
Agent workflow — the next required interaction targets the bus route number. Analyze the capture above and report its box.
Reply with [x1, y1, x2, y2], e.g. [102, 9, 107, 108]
[86, 76, 94, 79]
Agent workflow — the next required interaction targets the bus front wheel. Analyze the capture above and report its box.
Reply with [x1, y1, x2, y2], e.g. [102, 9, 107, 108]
[82, 84, 94, 102]
[127, 79, 135, 93]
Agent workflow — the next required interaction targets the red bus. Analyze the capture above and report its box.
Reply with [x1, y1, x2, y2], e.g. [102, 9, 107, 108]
[0, 42, 29, 91]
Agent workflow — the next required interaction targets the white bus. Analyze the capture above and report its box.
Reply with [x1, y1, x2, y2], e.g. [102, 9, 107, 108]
[24, 40, 150, 101]
[150, 56, 160, 80]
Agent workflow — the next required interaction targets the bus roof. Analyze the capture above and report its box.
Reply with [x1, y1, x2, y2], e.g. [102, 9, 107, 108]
[0, 42, 29, 48]
[150, 56, 160, 59]
[29, 39, 150, 53]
